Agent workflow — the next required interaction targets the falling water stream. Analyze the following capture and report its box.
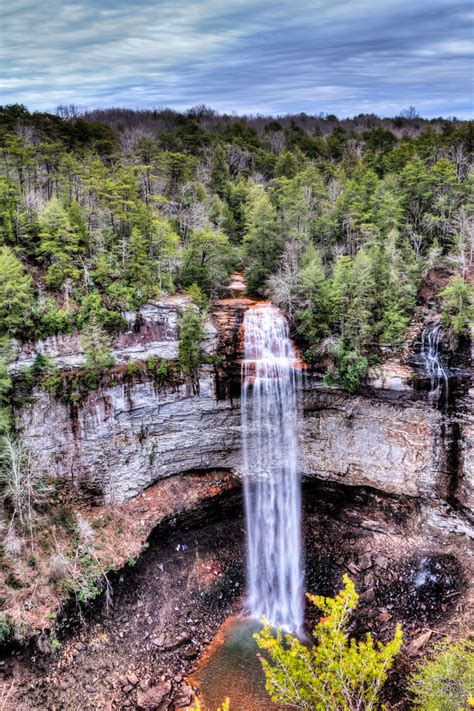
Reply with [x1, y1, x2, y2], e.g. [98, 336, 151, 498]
[194, 304, 304, 709]
[241, 304, 304, 632]
[420, 325, 449, 401]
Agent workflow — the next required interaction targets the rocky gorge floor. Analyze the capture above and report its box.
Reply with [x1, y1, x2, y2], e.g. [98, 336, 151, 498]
[1, 476, 471, 711]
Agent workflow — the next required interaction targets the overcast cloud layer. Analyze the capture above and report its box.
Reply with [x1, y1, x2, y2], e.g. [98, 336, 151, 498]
[1, 0, 473, 117]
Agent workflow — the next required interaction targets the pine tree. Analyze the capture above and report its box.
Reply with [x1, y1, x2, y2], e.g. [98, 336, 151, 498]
[126, 226, 153, 297]
[345, 248, 377, 353]
[0, 246, 33, 337]
[295, 246, 332, 360]
[440, 275, 474, 336]
[81, 316, 115, 370]
[210, 144, 230, 197]
[38, 197, 81, 289]
[0, 177, 19, 246]
[243, 188, 283, 296]
[178, 306, 203, 375]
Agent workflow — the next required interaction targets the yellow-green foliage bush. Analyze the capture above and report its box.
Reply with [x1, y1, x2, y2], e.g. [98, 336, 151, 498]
[409, 638, 474, 710]
[255, 574, 403, 711]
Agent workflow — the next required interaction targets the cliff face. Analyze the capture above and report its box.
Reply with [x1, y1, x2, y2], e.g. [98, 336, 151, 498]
[14, 297, 473, 516]
[301, 383, 441, 499]
[21, 372, 241, 502]
[10, 297, 217, 374]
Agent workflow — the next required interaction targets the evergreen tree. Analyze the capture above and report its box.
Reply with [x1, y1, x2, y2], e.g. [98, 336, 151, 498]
[274, 151, 299, 178]
[295, 246, 332, 360]
[345, 248, 376, 353]
[0, 246, 33, 337]
[37, 197, 81, 289]
[126, 226, 153, 298]
[440, 275, 474, 336]
[178, 305, 203, 375]
[243, 188, 283, 296]
[180, 228, 236, 295]
[210, 144, 230, 197]
[81, 315, 115, 370]
[0, 177, 19, 245]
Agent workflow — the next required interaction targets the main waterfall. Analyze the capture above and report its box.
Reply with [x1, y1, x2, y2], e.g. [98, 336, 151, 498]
[241, 305, 304, 632]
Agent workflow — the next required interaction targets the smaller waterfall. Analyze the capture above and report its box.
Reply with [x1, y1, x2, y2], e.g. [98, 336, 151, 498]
[420, 325, 449, 401]
[241, 305, 303, 633]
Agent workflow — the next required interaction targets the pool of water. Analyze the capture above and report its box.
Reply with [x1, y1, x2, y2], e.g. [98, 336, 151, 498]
[193, 616, 284, 711]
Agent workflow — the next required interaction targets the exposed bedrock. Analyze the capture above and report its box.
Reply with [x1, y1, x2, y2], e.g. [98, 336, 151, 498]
[14, 297, 472, 515]
[17, 368, 473, 515]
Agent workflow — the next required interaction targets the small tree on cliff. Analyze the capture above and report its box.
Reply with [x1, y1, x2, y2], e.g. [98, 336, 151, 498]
[255, 575, 403, 711]
[178, 305, 203, 376]
[81, 316, 115, 370]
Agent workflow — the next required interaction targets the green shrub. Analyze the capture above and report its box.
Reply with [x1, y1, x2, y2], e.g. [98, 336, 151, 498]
[126, 361, 141, 376]
[156, 360, 169, 379]
[0, 614, 29, 645]
[37, 299, 72, 337]
[408, 638, 474, 710]
[440, 275, 474, 337]
[82, 369, 100, 390]
[146, 356, 158, 372]
[325, 341, 368, 393]
[178, 306, 203, 375]
[42, 372, 64, 397]
[255, 575, 403, 711]
[5, 572, 23, 589]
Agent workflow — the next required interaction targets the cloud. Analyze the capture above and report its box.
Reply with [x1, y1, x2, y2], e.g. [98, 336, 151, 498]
[0, 0, 472, 117]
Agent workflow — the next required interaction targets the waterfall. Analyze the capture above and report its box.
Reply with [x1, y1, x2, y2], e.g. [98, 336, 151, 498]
[420, 325, 449, 401]
[241, 305, 303, 633]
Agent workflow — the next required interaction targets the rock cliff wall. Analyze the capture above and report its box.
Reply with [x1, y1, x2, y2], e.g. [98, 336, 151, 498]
[14, 297, 472, 513]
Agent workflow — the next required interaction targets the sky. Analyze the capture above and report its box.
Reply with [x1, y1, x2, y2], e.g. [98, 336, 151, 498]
[1, 0, 473, 118]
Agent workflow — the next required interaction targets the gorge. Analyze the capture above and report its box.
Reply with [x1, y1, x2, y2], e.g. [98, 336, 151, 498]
[0, 84, 472, 709]
[1, 284, 472, 710]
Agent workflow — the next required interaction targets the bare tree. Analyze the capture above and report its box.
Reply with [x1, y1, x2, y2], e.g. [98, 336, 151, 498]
[266, 240, 302, 322]
[399, 106, 420, 120]
[447, 206, 474, 277]
[0, 435, 52, 539]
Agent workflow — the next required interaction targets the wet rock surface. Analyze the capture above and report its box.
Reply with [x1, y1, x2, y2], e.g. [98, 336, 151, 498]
[3, 480, 472, 710]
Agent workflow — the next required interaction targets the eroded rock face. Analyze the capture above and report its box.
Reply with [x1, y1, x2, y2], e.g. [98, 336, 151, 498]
[14, 298, 472, 513]
[367, 359, 414, 391]
[301, 381, 443, 499]
[18, 367, 472, 510]
[20, 369, 241, 502]
[9, 297, 217, 374]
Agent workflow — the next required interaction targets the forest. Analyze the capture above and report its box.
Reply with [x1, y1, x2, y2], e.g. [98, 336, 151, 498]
[0, 103, 472, 397]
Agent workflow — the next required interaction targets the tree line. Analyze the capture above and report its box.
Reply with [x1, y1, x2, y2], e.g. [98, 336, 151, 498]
[0, 103, 472, 391]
